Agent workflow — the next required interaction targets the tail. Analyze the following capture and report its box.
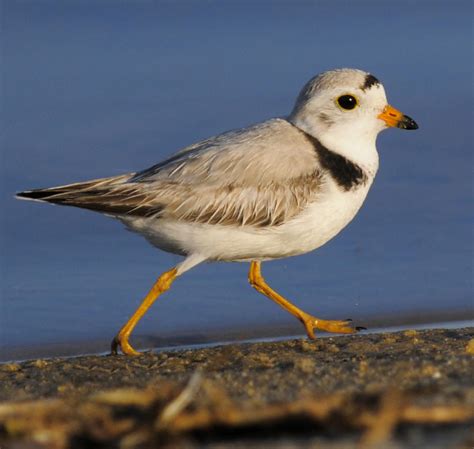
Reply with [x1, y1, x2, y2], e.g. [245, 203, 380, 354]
[15, 173, 146, 215]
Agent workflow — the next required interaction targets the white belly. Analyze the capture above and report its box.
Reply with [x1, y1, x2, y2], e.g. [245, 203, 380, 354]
[120, 178, 373, 262]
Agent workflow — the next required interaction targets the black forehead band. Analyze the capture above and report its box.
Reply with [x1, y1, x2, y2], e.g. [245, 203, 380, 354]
[361, 74, 380, 91]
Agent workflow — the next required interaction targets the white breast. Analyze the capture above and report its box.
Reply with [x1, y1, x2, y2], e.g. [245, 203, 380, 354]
[121, 176, 374, 262]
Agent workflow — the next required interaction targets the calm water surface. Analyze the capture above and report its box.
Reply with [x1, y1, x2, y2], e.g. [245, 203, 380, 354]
[1, 1, 473, 360]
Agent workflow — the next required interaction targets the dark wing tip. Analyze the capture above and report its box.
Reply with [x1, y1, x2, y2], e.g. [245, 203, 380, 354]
[16, 190, 49, 200]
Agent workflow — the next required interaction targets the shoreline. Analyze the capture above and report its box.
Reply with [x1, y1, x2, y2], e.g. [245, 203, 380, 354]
[2, 310, 473, 363]
[1, 327, 473, 448]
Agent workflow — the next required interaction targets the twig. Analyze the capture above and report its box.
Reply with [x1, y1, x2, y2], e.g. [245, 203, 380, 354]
[156, 371, 203, 428]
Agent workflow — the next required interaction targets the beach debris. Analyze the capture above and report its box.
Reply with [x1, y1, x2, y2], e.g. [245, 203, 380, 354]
[0, 376, 472, 449]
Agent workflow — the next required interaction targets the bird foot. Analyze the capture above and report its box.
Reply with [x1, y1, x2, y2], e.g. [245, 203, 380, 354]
[110, 334, 142, 356]
[300, 313, 364, 339]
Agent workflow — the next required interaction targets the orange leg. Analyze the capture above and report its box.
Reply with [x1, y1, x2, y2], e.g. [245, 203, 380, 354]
[111, 267, 178, 356]
[248, 261, 359, 339]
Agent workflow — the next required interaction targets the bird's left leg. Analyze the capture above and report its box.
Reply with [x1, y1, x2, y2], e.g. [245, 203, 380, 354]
[248, 261, 359, 339]
[111, 267, 178, 356]
[111, 253, 206, 356]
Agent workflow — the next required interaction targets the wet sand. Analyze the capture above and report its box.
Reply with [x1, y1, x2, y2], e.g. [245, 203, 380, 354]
[1, 327, 473, 448]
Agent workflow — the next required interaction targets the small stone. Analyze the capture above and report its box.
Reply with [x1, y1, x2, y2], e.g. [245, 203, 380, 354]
[32, 360, 48, 369]
[382, 335, 397, 344]
[253, 353, 274, 368]
[403, 330, 420, 344]
[466, 339, 474, 355]
[421, 365, 442, 379]
[1, 363, 21, 372]
[300, 340, 316, 352]
[57, 384, 69, 393]
[294, 357, 315, 374]
[359, 360, 369, 376]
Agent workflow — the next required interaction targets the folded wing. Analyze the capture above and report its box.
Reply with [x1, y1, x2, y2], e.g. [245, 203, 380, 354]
[17, 119, 324, 227]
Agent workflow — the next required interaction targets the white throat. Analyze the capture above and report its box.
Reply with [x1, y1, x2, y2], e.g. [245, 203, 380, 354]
[289, 116, 380, 178]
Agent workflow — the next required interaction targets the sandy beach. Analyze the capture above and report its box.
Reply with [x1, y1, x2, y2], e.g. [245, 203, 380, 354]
[0, 327, 473, 448]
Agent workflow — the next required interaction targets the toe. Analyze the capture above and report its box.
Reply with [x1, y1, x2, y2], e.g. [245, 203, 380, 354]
[121, 341, 142, 356]
[110, 335, 142, 356]
[317, 318, 357, 334]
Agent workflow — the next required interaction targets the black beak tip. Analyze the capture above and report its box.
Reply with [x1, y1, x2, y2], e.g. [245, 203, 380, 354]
[399, 115, 418, 130]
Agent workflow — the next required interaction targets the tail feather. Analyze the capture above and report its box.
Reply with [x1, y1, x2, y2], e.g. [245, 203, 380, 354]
[15, 173, 150, 215]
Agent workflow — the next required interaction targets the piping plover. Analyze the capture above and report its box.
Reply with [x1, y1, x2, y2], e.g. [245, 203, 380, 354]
[17, 68, 418, 355]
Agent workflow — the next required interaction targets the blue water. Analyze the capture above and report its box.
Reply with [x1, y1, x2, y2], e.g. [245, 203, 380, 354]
[1, 1, 473, 359]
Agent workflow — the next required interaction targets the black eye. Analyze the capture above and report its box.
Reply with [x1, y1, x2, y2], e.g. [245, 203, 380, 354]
[337, 95, 358, 110]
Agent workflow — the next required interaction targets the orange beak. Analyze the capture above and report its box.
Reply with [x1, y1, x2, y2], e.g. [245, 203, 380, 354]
[378, 105, 418, 130]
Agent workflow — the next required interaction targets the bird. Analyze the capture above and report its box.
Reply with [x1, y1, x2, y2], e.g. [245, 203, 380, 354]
[17, 68, 418, 356]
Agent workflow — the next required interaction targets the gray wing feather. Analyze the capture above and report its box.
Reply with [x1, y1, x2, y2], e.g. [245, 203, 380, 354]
[19, 119, 325, 227]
